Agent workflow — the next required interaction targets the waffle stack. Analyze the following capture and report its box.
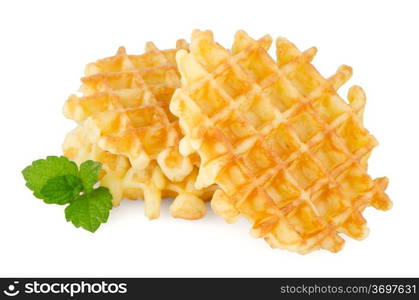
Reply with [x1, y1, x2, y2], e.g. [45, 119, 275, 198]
[62, 31, 391, 253]
[63, 40, 213, 220]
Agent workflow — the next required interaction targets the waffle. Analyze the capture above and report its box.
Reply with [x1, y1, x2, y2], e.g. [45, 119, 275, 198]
[63, 41, 212, 219]
[170, 30, 391, 253]
[64, 41, 193, 179]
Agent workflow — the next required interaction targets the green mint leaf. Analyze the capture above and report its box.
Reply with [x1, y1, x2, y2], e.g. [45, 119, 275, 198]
[64, 187, 113, 232]
[78, 160, 102, 192]
[22, 156, 78, 199]
[40, 175, 83, 205]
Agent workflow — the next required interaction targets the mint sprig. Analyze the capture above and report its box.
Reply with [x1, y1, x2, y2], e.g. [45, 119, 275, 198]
[22, 156, 113, 232]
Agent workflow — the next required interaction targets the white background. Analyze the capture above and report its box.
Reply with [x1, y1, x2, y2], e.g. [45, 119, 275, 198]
[1, 0, 418, 277]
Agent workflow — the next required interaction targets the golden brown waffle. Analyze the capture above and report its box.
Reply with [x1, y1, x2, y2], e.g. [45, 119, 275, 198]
[64, 41, 191, 181]
[63, 41, 212, 220]
[170, 30, 391, 253]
